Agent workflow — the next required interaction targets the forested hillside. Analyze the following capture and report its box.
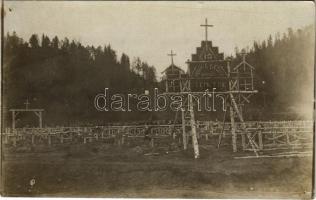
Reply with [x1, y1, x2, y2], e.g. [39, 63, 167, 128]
[2, 25, 314, 126]
[234, 25, 314, 120]
[3, 33, 158, 126]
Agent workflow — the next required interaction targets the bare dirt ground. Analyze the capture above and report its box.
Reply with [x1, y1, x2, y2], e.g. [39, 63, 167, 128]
[1, 139, 313, 198]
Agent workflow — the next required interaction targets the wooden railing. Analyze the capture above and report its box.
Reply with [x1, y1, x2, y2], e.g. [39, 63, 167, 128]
[2, 120, 313, 151]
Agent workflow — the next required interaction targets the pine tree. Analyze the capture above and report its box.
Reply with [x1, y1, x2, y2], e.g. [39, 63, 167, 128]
[29, 34, 39, 48]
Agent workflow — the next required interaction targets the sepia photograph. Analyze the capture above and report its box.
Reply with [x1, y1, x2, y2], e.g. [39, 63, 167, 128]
[1, 1, 315, 198]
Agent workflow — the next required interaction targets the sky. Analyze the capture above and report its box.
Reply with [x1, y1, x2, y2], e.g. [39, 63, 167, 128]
[3, 1, 315, 78]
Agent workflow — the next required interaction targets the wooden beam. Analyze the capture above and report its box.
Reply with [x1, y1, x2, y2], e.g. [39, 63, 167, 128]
[163, 90, 258, 95]
[12, 111, 16, 129]
[229, 106, 237, 152]
[9, 109, 44, 112]
[181, 110, 187, 150]
[189, 94, 199, 159]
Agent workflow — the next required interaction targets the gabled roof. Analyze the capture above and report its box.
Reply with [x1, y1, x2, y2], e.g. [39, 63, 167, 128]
[233, 61, 255, 71]
[161, 64, 185, 74]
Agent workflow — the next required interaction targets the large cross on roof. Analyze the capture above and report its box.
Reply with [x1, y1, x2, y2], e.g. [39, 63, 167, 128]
[200, 18, 215, 60]
[200, 18, 214, 44]
[167, 50, 176, 65]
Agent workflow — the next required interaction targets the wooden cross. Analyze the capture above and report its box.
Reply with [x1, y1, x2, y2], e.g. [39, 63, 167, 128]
[240, 50, 247, 71]
[167, 50, 176, 65]
[200, 18, 214, 43]
[240, 50, 247, 62]
[24, 99, 30, 110]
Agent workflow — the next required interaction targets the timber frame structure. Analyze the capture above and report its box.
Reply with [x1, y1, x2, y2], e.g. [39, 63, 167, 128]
[162, 18, 258, 158]
[9, 100, 44, 129]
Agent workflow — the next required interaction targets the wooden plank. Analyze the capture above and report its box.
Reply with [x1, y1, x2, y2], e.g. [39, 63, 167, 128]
[181, 110, 187, 150]
[229, 106, 237, 152]
[234, 153, 312, 159]
[9, 109, 44, 112]
[189, 94, 199, 159]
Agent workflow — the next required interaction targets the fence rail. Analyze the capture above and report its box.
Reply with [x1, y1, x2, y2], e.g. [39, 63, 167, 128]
[2, 120, 313, 152]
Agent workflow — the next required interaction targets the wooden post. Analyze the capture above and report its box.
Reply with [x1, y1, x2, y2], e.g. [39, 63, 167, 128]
[48, 135, 51, 146]
[38, 111, 42, 128]
[186, 134, 190, 145]
[13, 136, 17, 147]
[189, 94, 199, 159]
[150, 138, 154, 148]
[33, 111, 43, 128]
[12, 111, 16, 129]
[31, 134, 35, 145]
[60, 134, 64, 144]
[286, 129, 290, 145]
[210, 121, 214, 137]
[251, 69, 254, 91]
[227, 60, 237, 152]
[272, 131, 276, 145]
[4, 134, 8, 144]
[258, 130, 263, 150]
[4, 129, 9, 144]
[241, 132, 246, 150]
[181, 110, 187, 150]
[230, 106, 237, 152]
[223, 126, 226, 138]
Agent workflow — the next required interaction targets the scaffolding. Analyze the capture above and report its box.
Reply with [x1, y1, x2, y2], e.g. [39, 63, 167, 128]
[162, 18, 258, 158]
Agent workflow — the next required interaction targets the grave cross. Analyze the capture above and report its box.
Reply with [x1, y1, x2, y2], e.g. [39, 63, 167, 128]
[167, 50, 176, 65]
[24, 99, 30, 110]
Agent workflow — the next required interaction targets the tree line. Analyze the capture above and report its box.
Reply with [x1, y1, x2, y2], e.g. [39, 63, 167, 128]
[3, 33, 158, 126]
[234, 25, 314, 120]
[3, 25, 314, 126]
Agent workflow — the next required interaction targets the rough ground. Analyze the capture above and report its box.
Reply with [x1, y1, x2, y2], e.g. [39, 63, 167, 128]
[1, 140, 313, 198]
